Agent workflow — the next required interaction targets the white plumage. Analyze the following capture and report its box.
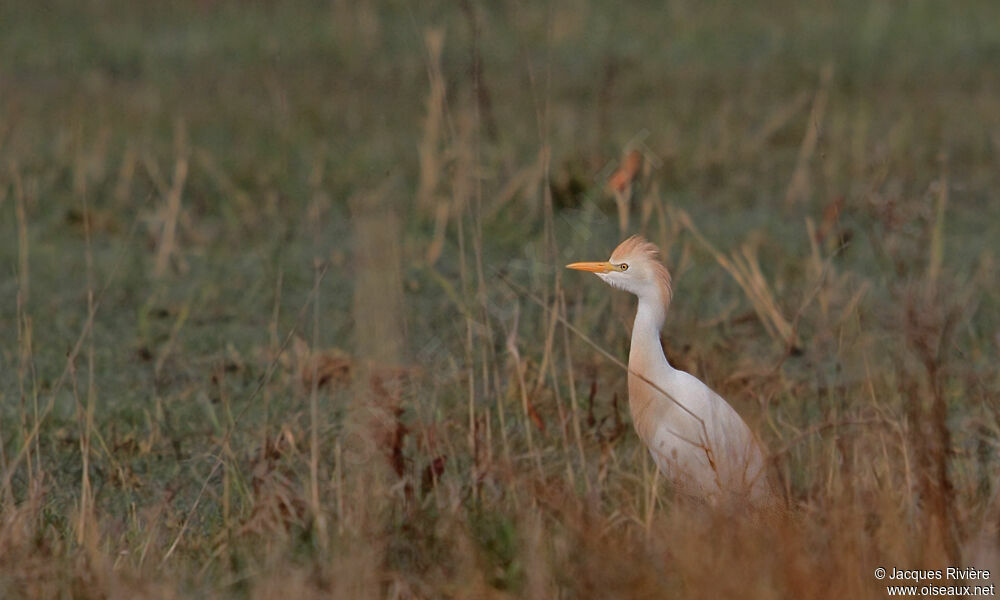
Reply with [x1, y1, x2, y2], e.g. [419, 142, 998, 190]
[568, 235, 775, 505]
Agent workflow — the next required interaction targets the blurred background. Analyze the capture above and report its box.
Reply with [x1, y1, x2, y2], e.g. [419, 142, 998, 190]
[1, 0, 999, 597]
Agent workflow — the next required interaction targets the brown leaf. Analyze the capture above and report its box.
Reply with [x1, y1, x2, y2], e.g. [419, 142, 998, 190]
[607, 150, 642, 193]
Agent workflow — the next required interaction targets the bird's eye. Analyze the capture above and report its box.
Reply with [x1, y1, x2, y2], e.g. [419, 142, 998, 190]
[619, 263, 628, 271]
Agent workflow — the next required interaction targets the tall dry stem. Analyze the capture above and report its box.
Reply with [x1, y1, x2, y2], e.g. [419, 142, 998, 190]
[676, 208, 799, 350]
[785, 63, 833, 207]
[153, 123, 190, 278]
[416, 28, 446, 215]
[344, 182, 405, 590]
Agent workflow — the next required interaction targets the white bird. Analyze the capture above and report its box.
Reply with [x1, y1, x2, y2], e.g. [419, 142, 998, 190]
[567, 235, 776, 506]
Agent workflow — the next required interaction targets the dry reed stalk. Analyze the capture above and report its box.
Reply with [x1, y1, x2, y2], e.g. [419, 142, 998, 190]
[153, 155, 189, 277]
[416, 28, 446, 214]
[425, 199, 450, 265]
[903, 281, 964, 567]
[523, 511, 556, 600]
[446, 123, 493, 487]
[482, 153, 545, 221]
[558, 291, 592, 494]
[10, 162, 38, 497]
[334, 441, 344, 535]
[545, 342, 576, 488]
[308, 261, 327, 550]
[113, 145, 136, 208]
[530, 290, 559, 401]
[928, 161, 948, 283]
[12, 163, 28, 304]
[74, 167, 97, 551]
[345, 183, 404, 571]
[642, 462, 660, 536]
[639, 183, 654, 233]
[503, 305, 542, 473]
[460, 0, 498, 142]
[805, 218, 826, 305]
[350, 187, 405, 365]
[465, 69, 508, 483]
[741, 91, 811, 157]
[785, 63, 833, 207]
[195, 148, 253, 224]
[675, 208, 800, 349]
[269, 267, 283, 357]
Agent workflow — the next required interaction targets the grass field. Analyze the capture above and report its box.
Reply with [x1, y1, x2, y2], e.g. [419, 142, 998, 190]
[2, 0, 1000, 597]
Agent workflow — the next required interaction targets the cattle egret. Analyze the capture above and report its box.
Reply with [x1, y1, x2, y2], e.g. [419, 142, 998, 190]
[567, 235, 775, 505]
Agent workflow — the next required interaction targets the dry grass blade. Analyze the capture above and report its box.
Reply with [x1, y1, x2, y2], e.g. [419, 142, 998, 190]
[12, 163, 29, 303]
[928, 161, 948, 282]
[416, 28, 447, 214]
[741, 91, 811, 156]
[675, 208, 800, 350]
[153, 156, 189, 277]
[784, 62, 833, 207]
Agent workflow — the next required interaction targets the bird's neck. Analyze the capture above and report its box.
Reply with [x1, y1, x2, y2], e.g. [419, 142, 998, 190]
[629, 295, 667, 364]
[627, 295, 671, 438]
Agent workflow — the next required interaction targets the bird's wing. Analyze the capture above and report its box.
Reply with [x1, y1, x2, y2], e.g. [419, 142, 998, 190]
[645, 369, 772, 498]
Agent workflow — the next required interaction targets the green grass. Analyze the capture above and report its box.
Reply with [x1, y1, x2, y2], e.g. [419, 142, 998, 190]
[1, 0, 999, 597]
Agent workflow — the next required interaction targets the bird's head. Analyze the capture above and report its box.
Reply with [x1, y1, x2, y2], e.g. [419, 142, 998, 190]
[566, 235, 673, 306]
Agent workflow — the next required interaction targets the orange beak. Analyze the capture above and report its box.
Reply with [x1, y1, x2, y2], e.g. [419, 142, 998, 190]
[566, 261, 614, 273]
